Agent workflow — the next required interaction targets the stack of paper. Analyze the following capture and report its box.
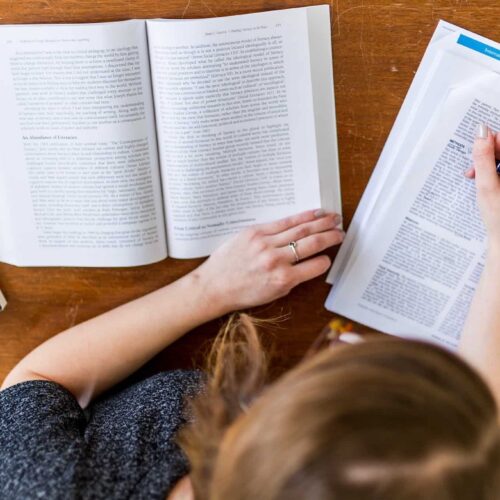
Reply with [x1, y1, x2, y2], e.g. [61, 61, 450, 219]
[325, 21, 500, 349]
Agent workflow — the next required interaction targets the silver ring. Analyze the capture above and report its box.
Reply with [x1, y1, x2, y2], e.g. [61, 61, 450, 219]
[288, 241, 300, 263]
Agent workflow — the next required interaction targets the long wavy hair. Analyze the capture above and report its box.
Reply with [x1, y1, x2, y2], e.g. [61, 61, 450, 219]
[178, 313, 500, 500]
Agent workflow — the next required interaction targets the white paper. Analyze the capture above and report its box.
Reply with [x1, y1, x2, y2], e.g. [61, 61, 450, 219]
[325, 21, 500, 349]
[328, 21, 500, 286]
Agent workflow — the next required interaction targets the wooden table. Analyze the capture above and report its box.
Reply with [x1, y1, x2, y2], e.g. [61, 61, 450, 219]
[1, 0, 499, 383]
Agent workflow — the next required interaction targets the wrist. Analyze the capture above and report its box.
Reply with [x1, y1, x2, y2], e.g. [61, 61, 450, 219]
[182, 266, 231, 323]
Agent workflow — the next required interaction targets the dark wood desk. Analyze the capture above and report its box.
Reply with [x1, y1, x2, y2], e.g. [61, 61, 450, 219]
[1, 0, 499, 382]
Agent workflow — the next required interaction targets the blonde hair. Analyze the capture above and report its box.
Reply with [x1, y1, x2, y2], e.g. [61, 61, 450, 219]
[179, 314, 500, 499]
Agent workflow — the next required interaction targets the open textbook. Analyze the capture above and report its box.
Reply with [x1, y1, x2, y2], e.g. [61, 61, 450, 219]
[0, 5, 340, 267]
[325, 21, 500, 350]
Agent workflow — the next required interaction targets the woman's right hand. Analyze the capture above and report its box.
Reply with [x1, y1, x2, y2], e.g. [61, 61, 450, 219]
[466, 125, 500, 248]
[461, 126, 500, 410]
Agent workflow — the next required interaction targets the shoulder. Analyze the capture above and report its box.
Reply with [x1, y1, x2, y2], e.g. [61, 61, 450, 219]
[0, 371, 204, 499]
[0, 380, 85, 499]
[0, 379, 85, 435]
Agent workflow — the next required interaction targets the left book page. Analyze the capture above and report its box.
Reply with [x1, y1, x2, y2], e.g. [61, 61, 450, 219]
[0, 21, 168, 267]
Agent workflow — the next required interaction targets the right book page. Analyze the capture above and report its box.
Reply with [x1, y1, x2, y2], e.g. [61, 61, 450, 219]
[146, 6, 340, 258]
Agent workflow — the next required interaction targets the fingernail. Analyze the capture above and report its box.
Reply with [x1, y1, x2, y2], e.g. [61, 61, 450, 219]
[333, 214, 343, 226]
[314, 209, 325, 218]
[477, 123, 489, 139]
[464, 167, 474, 178]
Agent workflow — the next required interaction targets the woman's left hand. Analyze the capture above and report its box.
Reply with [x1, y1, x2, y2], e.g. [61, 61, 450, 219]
[194, 209, 344, 315]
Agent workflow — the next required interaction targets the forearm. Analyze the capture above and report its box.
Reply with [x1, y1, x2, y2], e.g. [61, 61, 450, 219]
[0, 209, 342, 406]
[459, 242, 500, 406]
[1, 269, 223, 406]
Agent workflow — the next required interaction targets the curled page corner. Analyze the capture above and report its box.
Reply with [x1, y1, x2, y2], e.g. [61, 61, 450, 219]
[447, 71, 500, 97]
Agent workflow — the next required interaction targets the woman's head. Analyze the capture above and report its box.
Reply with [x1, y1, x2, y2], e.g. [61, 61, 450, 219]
[179, 315, 500, 500]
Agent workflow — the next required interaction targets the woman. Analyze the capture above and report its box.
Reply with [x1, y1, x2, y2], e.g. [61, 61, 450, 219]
[1, 126, 500, 499]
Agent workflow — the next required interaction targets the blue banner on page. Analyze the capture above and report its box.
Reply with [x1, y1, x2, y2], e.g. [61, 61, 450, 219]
[457, 34, 500, 62]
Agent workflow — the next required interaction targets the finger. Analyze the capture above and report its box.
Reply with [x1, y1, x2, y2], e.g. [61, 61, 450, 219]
[255, 209, 331, 235]
[289, 255, 331, 286]
[473, 124, 500, 192]
[278, 229, 344, 264]
[268, 212, 341, 246]
[464, 130, 500, 180]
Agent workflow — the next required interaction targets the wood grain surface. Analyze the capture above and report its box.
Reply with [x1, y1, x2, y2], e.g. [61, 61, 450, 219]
[1, 0, 499, 383]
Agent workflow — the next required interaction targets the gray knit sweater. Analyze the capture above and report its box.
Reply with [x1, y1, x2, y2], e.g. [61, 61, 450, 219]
[0, 371, 202, 499]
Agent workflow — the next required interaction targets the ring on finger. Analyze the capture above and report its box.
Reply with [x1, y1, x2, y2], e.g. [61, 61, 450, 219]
[288, 241, 300, 264]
